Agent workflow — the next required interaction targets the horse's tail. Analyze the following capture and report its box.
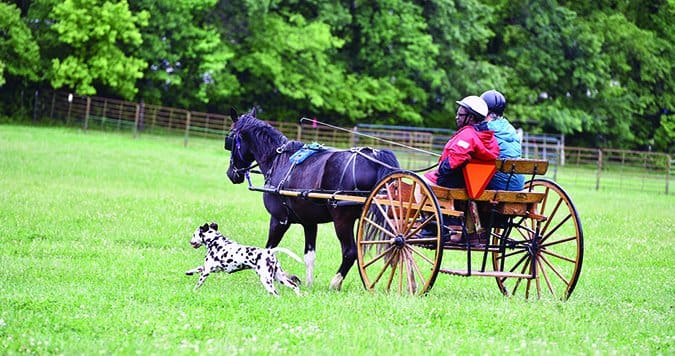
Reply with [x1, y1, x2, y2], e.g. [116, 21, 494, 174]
[271, 247, 304, 264]
[374, 148, 400, 182]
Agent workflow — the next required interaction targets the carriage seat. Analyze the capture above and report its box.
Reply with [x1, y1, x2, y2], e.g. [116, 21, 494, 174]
[430, 159, 549, 219]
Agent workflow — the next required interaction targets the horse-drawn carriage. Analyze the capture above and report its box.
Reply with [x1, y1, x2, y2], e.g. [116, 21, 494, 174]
[225, 109, 583, 300]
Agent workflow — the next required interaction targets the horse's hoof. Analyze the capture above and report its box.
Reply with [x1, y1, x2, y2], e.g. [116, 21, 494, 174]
[329, 274, 344, 291]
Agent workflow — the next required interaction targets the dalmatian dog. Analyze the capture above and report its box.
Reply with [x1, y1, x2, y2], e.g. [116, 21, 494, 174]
[186, 222, 302, 296]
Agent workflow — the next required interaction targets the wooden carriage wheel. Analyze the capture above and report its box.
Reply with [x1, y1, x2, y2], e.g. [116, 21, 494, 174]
[357, 171, 444, 295]
[492, 178, 584, 300]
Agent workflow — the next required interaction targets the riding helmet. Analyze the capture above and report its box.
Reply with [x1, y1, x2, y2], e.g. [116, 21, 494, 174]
[456, 95, 488, 118]
[480, 89, 507, 116]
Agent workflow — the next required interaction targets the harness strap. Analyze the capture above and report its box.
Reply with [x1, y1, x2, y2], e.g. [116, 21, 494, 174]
[339, 152, 359, 190]
[352, 148, 400, 171]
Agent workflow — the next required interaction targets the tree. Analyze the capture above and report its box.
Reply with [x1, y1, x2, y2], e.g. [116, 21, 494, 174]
[562, 0, 674, 149]
[210, 1, 410, 125]
[48, 0, 148, 99]
[0, 3, 40, 87]
[422, 0, 501, 127]
[129, 0, 238, 108]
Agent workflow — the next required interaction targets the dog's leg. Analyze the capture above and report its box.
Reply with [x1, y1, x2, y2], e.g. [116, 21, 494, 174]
[194, 272, 210, 290]
[258, 272, 280, 297]
[276, 269, 301, 296]
[185, 266, 204, 276]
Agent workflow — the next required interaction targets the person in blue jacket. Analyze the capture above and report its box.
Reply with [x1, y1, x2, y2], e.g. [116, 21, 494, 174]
[480, 90, 524, 191]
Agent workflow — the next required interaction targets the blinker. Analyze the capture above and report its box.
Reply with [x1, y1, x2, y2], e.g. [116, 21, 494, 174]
[224, 135, 234, 151]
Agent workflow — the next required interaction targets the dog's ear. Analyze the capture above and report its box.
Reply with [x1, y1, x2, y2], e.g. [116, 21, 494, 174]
[200, 223, 209, 232]
[209, 222, 218, 231]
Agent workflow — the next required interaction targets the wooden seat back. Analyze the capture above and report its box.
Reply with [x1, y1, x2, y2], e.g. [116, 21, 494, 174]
[432, 159, 550, 218]
[495, 159, 548, 175]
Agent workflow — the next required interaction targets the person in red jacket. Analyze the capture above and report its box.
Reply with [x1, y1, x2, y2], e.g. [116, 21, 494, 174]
[416, 95, 499, 244]
[424, 95, 499, 188]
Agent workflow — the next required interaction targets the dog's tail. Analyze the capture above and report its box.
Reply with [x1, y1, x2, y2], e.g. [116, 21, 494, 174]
[271, 247, 303, 264]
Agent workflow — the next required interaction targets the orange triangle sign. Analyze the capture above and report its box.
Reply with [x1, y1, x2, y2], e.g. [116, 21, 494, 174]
[462, 160, 497, 199]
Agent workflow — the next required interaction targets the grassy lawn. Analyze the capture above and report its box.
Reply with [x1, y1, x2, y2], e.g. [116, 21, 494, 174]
[1, 124, 673, 354]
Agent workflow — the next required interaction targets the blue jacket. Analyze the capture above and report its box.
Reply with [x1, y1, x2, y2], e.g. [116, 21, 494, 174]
[487, 117, 524, 190]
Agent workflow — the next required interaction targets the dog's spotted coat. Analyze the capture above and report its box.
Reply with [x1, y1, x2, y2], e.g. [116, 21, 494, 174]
[186, 223, 302, 296]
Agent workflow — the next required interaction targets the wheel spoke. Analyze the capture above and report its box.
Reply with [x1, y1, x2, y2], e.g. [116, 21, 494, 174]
[539, 185, 551, 213]
[359, 239, 394, 245]
[535, 258, 552, 296]
[540, 197, 563, 237]
[371, 196, 399, 233]
[363, 245, 396, 269]
[498, 252, 528, 282]
[540, 245, 577, 264]
[526, 278, 531, 299]
[514, 222, 534, 240]
[502, 247, 528, 260]
[398, 253, 404, 293]
[402, 181, 419, 231]
[406, 237, 438, 244]
[362, 216, 397, 239]
[403, 248, 416, 294]
[408, 215, 436, 237]
[369, 249, 398, 289]
[540, 253, 571, 286]
[510, 258, 531, 297]
[541, 214, 572, 244]
[406, 247, 427, 290]
[384, 181, 401, 231]
[540, 235, 577, 249]
[408, 244, 435, 265]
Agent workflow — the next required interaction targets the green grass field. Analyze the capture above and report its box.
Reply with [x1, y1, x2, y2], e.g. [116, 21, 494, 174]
[1, 124, 673, 354]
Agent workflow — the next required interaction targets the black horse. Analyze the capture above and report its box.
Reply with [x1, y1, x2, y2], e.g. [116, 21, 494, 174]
[225, 108, 399, 290]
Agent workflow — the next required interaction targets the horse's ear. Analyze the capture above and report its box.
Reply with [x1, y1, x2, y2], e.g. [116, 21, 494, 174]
[200, 223, 209, 232]
[250, 107, 257, 117]
[209, 222, 218, 231]
[230, 107, 238, 122]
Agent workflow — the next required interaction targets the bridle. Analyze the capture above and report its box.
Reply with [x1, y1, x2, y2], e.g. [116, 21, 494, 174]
[224, 130, 258, 176]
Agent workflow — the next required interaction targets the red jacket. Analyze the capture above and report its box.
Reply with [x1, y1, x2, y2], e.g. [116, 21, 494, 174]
[425, 124, 499, 184]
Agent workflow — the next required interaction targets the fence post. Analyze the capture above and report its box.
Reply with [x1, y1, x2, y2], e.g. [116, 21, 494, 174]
[49, 91, 55, 119]
[66, 94, 73, 124]
[151, 106, 157, 130]
[133, 103, 140, 138]
[596, 149, 602, 190]
[184, 111, 191, 147]
[83, 97, 91, 130]
[560, 134, 565, 166]
[33, 90, 39, 124]
[667, 155, 671, 195]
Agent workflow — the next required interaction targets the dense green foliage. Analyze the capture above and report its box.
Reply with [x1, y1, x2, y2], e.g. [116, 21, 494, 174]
[0, 0, 673, 151]
[1, 125, 673, 354]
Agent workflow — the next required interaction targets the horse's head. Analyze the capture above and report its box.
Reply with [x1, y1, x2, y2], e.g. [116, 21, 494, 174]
[225, 108, 256, 184]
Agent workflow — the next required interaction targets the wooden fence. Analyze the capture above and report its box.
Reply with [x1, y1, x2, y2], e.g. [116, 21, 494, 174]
[36, 91, 672, 194]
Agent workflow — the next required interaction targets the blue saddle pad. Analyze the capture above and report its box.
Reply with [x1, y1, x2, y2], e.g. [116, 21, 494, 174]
[289, 142, 325, 165]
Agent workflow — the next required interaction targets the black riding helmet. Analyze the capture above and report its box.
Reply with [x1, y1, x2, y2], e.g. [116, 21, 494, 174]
[480, 89, 507, 116]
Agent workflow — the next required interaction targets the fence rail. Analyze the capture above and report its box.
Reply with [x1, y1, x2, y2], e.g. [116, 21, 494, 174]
[34, 90, 672, 194]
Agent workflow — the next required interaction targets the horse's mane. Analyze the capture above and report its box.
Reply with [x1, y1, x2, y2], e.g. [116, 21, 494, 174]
[236, 112, 303, 155]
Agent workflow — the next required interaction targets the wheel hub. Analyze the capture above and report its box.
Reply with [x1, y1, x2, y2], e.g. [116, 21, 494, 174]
[393, 234, 405, 248]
